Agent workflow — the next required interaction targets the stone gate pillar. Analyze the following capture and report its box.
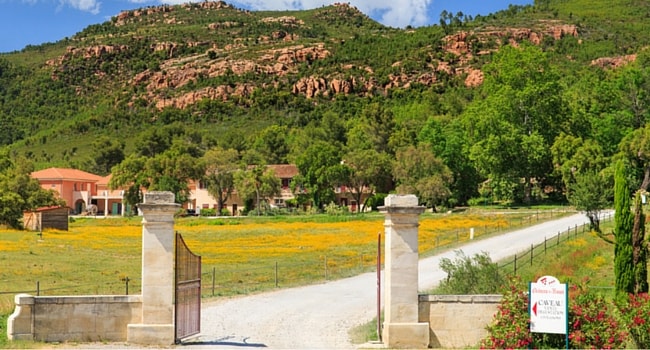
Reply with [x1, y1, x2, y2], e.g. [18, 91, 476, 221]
[380, 194, 428, 349]
[127, 192, 179, 346]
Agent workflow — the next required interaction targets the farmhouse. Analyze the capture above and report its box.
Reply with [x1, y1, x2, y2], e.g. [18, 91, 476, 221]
[31, 164, 369, 216]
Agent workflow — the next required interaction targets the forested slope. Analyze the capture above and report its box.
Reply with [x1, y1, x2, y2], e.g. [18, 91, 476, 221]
[1, 0, 650, 210]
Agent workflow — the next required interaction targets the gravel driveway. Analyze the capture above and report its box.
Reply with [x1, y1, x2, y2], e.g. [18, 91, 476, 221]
[181, 212, 594, 349]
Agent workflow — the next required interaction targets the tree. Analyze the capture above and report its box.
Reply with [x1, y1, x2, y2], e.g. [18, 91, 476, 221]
[620, 123, 650, 191]
[0, 152, 63, 228]
[109, 154, 149, 209]
[568, 170, 612, 235]
[250, 125, 289, 164]
[632, 191, 648, 294]
[393, 144, 453, 211]
[201, 147, 240, 214]
[234, 165, 281, 215]
[294, 141, 346, 210]
[341, 149, 392, 212]
[614, 161, 635, 297]
[92, 136, 125, 176]
[463, 44, 565, 203]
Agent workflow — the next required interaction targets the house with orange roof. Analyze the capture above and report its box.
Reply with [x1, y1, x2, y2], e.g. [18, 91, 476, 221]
[31, 168, 128, 216]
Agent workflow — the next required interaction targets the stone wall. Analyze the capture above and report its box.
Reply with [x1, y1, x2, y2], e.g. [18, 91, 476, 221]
[7, 293, 142, 342]
[418, 294, 501, 349]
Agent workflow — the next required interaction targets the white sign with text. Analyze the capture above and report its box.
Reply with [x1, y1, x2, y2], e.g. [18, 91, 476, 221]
[529, 275, 568, 334]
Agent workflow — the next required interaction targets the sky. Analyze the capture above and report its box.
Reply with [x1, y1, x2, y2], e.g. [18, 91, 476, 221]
[0, 0, 533, 53]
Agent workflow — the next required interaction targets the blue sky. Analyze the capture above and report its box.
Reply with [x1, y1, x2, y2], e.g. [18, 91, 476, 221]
[0, 0, 533, 53]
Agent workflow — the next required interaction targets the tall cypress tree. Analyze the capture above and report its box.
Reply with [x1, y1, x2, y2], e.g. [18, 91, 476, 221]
[614, 161, 635, 296]
[632, 191, 648, 294]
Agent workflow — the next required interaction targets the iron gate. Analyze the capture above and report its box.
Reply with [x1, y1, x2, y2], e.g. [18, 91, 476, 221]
[175, 232, 201, 342]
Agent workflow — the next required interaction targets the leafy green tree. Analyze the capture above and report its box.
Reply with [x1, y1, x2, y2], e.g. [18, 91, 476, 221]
[109, 154, 149, 208]
[568, 170, 612, 235]
[234, 165, 280, 215]
[341, 149, 392, 212]
[0, 152, 63, 228]
[614, 161, 635, 297]
[464, 44, 565, 203]
[250, 125, 289, 164]
[620, 123, 650, 190]
[419, 117, 480, 206]
[92, 136, 125, 176]
[294, 140, 346, 210]
[393, 143, 453, 211]
[201, 147, 240, 214]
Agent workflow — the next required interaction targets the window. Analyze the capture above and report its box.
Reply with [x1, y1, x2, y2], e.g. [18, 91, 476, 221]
[281, 178, 290, 189]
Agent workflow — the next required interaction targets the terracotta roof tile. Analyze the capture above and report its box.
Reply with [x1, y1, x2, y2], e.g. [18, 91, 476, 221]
[31, 168, 104, 182]
[267, 164, 298, 178]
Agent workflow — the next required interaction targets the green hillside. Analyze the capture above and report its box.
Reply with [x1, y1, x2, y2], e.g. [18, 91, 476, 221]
[1, 0, 650, 208]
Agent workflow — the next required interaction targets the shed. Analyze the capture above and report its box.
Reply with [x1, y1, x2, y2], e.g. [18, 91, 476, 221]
[23, 206, 70, 231]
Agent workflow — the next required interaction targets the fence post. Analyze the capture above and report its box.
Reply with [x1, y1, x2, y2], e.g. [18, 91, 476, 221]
[530, 244, 534, 266]
[557, 232, 560, 245]
[125, 276, 130, 295]
[514, 254, 517, 275]
[575, 224, 578, 237]
[36, 281, 40, 296]
[324, 256, 328, 280]
[212, 267, 216, 296]
[275, 261, 279, 287]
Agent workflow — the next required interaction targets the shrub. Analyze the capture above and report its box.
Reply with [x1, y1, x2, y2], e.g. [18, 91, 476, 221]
[481, 279, 627, 349]
[324, 202, 349, 216]
[617, 293, 650, 348]
[569, 281, 627, 349]
[200, 208, 217, 217]
[436, 250, 506, 294]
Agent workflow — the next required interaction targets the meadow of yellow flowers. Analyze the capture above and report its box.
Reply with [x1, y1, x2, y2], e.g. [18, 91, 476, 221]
[0, 211, 553, 312]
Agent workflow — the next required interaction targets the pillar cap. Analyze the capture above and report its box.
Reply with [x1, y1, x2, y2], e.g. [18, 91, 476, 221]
[379, 194, 426, 214]
[142, 191, 176, 204]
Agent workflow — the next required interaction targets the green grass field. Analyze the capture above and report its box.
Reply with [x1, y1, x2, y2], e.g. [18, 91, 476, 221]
[0, 208, 571, 347]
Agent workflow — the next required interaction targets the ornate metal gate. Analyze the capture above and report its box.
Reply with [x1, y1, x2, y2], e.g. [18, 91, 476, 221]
[175, 233, 201, 342]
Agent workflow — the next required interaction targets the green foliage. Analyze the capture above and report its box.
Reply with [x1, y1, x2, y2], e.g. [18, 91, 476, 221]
[200, 208, 217, 217]
[0, 152, 63, 228]
[393, 143, 452, 210]
[614, 161, 635, 297]
[436, 250, 506, 294]
[617, 293, 650, 348]
[3, 0, 650, 212]
[567, 170, 612, 233]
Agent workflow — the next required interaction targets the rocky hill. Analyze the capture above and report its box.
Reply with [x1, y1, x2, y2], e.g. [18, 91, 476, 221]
[1, 0, 650, 207]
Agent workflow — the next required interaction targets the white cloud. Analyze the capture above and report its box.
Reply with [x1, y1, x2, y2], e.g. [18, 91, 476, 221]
[58, 0, 101, 14]
[153, 0, 432, 28]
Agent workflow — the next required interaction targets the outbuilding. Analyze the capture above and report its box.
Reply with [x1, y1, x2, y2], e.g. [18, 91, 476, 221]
[23, 206, 70, 231]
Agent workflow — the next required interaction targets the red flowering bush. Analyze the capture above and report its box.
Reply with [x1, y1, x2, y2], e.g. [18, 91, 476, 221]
[480, 279, 533, 349]
[481, 279, 627, 349]
[617, 293, 650, 349]
[568, 282, 627, 349]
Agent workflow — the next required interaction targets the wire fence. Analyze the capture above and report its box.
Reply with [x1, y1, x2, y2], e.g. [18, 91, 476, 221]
[0, 209, 575, 303]
[497, 212, 614, 275]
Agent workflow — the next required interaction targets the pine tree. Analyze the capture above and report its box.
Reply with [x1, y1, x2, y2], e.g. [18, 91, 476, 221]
[614, 161, 635, 296]
[632, 191, 648, 294]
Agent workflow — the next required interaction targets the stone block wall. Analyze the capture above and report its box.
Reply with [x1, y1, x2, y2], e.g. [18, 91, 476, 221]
[7, 294, 142, 342]
[418, 294, 501, 349]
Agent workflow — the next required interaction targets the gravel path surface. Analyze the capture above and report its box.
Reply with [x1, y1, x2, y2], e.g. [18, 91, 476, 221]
[179, 212, 594, 350]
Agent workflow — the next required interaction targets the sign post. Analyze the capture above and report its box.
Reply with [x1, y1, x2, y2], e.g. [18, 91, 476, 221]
[529, 275, 569, 349]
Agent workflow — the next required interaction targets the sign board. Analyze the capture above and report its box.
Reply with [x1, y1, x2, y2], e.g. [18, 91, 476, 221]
[529, 275, 568, 335]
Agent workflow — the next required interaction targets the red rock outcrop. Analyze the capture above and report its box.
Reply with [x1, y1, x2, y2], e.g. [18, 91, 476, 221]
[292, 76, 328, 98]
[591, 54, 637, 69]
